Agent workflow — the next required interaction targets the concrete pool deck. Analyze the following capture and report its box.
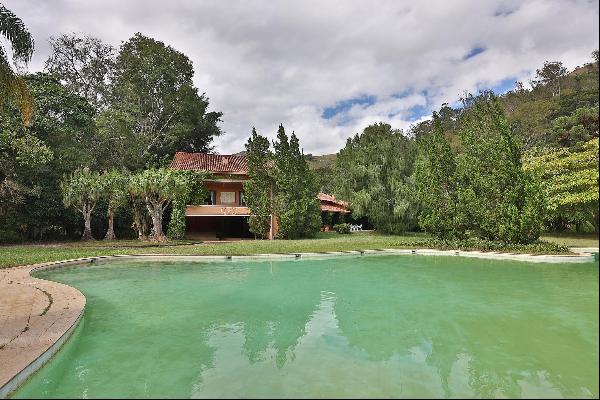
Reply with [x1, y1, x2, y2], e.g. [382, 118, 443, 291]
[0, 249, 597, 398]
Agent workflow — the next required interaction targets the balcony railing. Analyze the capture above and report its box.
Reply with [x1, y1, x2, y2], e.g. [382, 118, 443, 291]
[185, 205, 251, 216]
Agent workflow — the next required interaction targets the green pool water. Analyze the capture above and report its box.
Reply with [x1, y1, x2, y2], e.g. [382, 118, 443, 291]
[13, 255, 599, 399]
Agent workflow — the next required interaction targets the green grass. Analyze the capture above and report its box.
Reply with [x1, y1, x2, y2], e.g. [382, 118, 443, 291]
[541, 232, 599, 248]
[0, 231, 581, 269]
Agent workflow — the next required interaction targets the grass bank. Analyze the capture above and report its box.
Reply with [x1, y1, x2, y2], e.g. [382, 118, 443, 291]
[0, 231, 581, 269]
[541, 233, 599, 248]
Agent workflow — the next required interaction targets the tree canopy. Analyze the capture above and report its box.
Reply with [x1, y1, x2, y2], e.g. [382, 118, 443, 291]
[109, 33, 223, 168]
[244, 128, 275, 239]
[524, 138, 599, 232]
[45, 33, 116, 111]
[273, 125, 321, 239]
[0, 3, 34, 124]
[335, 123, 418, 234]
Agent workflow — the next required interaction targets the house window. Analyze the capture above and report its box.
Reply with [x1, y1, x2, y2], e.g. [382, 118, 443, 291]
[239, 191, 246, 206]
[205, 190, 216, 205]
[220, 191, 236, 204]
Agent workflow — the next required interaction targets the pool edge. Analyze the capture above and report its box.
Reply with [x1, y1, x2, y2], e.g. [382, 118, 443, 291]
[0, 248, 596, 398]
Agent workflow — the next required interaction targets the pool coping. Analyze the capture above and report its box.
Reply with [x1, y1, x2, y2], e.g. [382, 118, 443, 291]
[0, 248, 596, 398]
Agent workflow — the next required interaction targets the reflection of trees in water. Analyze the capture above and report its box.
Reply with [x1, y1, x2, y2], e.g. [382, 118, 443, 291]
[328, 257, 598, 398]
[87, 258, 596, 398]
[191, 260, 324, 369]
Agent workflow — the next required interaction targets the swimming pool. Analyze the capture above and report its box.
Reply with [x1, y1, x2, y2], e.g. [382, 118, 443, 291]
[13, 255, 599, 398]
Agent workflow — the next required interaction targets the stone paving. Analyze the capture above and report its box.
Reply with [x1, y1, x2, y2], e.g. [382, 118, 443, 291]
[0, 263, 85, 397]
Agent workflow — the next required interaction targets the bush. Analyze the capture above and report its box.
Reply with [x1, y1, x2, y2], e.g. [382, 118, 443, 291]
[167, 200, 186, 240]
[333, 223, 351, 234]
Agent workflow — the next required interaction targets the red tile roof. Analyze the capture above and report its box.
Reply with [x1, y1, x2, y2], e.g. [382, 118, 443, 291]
[170, 152, 248, 174]
[321, 204, 351, 213]
[318, 192, 350, 213]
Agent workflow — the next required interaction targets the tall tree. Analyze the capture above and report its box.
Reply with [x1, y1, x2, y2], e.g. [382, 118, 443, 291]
[531, 61, 568, 97]
[61, 167, 103, 240]
[45, 33, 116, 111]
[454, 93, 545, 243]
[244, 128, 275, 238]
[0, 4, 34, 124]
[414, 115, 459, 238]
[273, 125, 321, 239]
[335, 123, 418, 234]
[1, 73, 96, 241]
[109, 33, 223, 168]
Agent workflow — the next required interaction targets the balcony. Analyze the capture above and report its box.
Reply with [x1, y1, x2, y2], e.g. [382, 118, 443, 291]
[185, 205, 251, 217]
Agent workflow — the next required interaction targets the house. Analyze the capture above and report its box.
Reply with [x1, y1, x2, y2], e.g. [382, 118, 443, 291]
[170, 152, 350, 240]
[318, 193, 351, 231]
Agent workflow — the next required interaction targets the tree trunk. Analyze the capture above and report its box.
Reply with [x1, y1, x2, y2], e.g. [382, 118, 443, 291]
[131, 197, 148, 241]
[148, 204, 166, 242]
[104, 208, 116, 240]
[81, 206, 94, 241]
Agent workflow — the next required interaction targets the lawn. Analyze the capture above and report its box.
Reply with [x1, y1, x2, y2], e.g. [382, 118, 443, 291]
[541, 232, 599, 248]
[2, 231, 593, 269]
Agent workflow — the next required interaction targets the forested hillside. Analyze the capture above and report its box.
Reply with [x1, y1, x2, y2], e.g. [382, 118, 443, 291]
[318, 53, 599, 235]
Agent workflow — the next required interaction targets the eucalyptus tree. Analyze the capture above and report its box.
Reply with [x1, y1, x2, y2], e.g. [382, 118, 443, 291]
[61, 167, 103, 240]
[531, 61, 568, 97]
[45, 33, 116, 111]
[0, 3, 34, 124]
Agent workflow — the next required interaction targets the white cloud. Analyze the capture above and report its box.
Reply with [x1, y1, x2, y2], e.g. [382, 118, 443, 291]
[5, 0, 599, 154]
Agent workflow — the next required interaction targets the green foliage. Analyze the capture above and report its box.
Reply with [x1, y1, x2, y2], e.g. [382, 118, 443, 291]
[414, 116, 459, 238]
[415, 95, 549, 243]
[273, 125, 321, 239]
[244, 128, 275, 238]
[101, 169, 129, 211]
[420, 237, 568, 254]
[1, 73, 97, 241]
[530, 61, 568, 97]
[110, 33, 222, 167]
[100, 169, 128, 240]
[61, 167, 103, 240]
[550, 105, 598, 147]
[167, 170, 207, 240]
[335, 123, 418, 234]
[524, 138, 599, 232]
[0, 4, 34, 124]
[333, 223, 350, 234]
[45, 33, 115, 111]
[129, 168, 201, 241]
[167, 200, 186, 240]
[454, 94, 546, 243]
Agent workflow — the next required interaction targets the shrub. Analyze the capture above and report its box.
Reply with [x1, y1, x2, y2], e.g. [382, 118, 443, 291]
[167, 200, 186, 240]
[333, 223, 351, 234]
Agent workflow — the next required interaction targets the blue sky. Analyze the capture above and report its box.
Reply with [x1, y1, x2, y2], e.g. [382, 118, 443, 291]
[7, 0, 599, 154]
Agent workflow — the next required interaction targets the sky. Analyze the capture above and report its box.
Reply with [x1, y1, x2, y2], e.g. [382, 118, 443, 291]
[4, 0, 599, 155]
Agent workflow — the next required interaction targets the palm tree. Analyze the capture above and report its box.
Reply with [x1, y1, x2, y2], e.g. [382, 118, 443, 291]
[0, 3, 34, 124]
